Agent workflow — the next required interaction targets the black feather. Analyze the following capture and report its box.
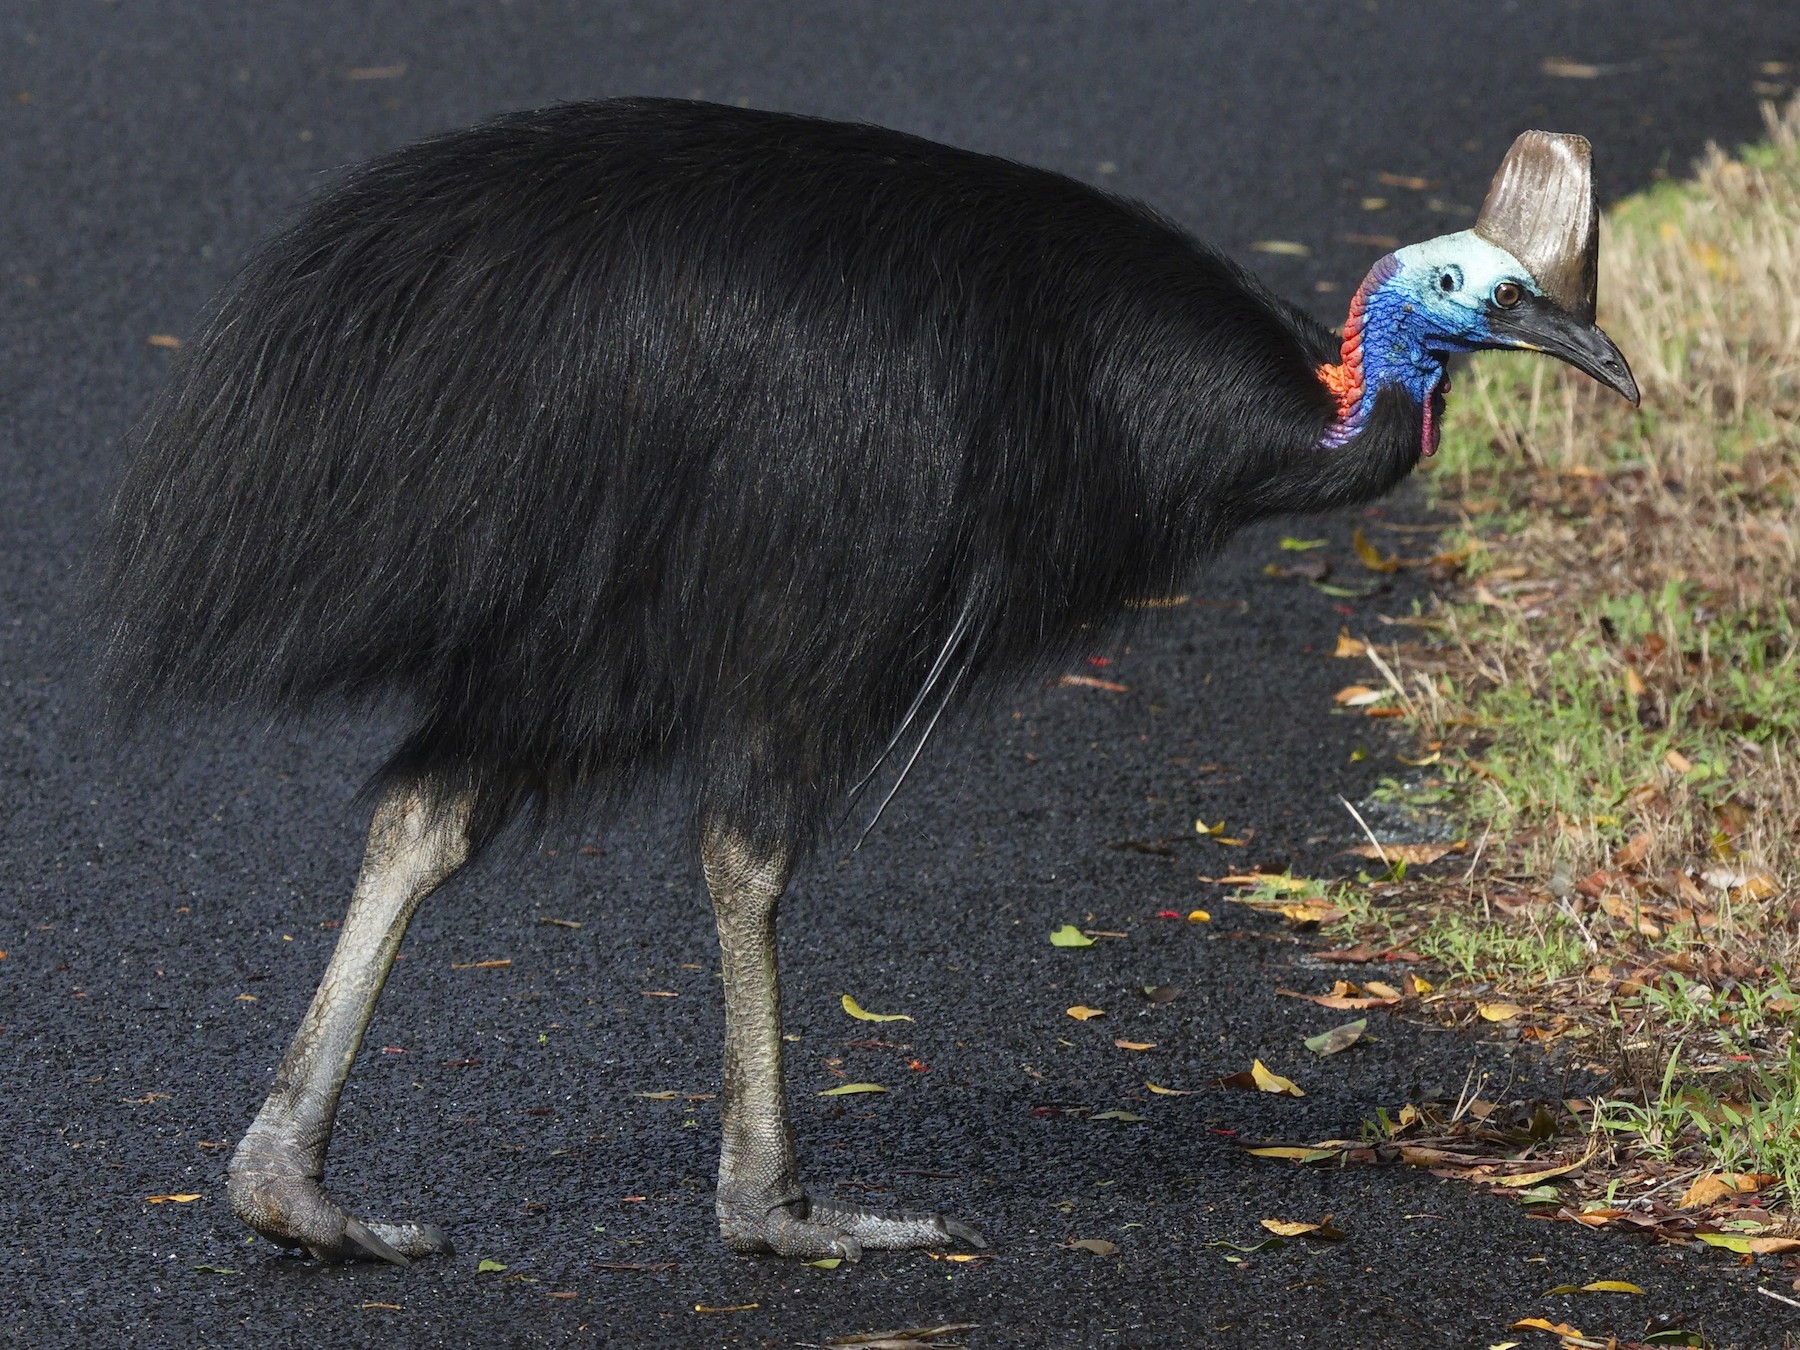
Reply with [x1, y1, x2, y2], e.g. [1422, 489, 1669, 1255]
[90, 98, 1422, 857]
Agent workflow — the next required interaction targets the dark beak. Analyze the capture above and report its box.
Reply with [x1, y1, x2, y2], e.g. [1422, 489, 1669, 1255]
[1486, 293, 1640, 405]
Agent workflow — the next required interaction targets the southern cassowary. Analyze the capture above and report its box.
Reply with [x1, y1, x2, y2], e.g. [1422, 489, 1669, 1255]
[91, 99, 1637, 1265]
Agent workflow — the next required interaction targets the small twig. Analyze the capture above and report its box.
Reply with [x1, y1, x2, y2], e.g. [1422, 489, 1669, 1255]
[1337, 795, 1390, 869]
[1758, 1285, 1800, 1311]
[1450, 1061, 1490, 1125]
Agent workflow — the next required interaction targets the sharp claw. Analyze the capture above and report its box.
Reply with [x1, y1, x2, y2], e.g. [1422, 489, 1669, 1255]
[940, 1217, 988, 1249]
[343, 1216, 412, 1267]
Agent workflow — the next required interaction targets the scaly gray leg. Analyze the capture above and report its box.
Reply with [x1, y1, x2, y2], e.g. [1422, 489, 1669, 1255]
[227, 786, 471, 1265]
[703, 828, 986, 1260]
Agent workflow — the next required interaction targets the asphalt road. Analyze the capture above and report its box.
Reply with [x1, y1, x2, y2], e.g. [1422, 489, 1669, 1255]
[3, 4, 1795, 1347]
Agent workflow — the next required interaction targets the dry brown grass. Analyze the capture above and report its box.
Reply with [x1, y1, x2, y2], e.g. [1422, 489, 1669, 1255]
[1385, 95, 1800, 969]
[1302, 97, 1800, 1217]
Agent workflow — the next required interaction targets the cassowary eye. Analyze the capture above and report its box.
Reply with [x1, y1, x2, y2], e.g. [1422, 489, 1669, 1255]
[1438, 272, 1455, 293]
[1493, 280, 1524, 309]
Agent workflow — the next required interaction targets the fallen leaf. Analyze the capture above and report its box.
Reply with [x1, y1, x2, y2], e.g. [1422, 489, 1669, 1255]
[539, 917, 583, 930]
[145, 1194, 201, 1204]
[1280, 536, 1330, 551]
[1489, 1155, 1591, 1188]
[1113, 1040, 1155, 1051]
[1510, 1318, 1584, 1337]
[1697, 1232, 1800, 1255]
[1407, 974, 1434, 996]
[1144, 1081, 1194, 1096]
[1572, 1280, 1645, 1295]
[1251, 1060, 1304, 1097]
[841, 994, 913, 1023]
[1187, 909, 1211, 923]
[147, 333, 182, 349]
[1091, 1109, 1144, 1122]
[451, 958, 512, 970]
[1477, 1001, 1527, 1022]
[477, 1259, 507, 1273]
[805, 1257, 844, 1269]
[825, 1324, 979, 1347]
[1348, 841, 1463, 865]
[1066, 1005, 1105, 1021]
[1304, 1018, 1367, 1056]
[1333, 684, 1386, 707]
[1141, 984, 1181, 1003]
[1245, 1145, 1339, 1163]
[1614, 832, 1654, 869]
[1260, 1216, 1346, 1240]
[1664, 749, 1694, 774]
[1680, 1172, 1737, 1208]
[1540, 57, 1601, 77]
[816, 1083, 888, 1097]
[1067, 1238, 1116, 1256]
[1195, 819, 1226, 835]
[1334, 630, 1368, 658]
[192, 1264, 240, 1275]
[1059, 674, 1129, 693]
[694, 1303, 760, 1313]
[1362, 981, 1402, 1001]
[1049, 925, 1095, 948]
[1252, 240, 1310, 257]
[636, 1091, 680, 1100]
[1215, 873, 1312, 892]
[1351, 526, 1400, 573]
[1377, 171, 1432, 190]
[1260, 1219, 1319, 1237]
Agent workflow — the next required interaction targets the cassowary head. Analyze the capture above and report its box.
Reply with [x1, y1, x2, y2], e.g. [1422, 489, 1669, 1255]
[1320, 131, 1639, 454]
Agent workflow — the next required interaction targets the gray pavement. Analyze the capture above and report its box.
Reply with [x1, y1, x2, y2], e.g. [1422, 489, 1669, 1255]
[3, 3, 1794, 1346]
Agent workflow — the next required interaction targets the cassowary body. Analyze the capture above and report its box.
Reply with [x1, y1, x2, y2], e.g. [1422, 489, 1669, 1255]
[93, 99, 1635, 1263]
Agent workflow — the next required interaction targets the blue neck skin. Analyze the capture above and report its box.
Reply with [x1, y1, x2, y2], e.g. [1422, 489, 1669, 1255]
[1321, 239, 1513, 454]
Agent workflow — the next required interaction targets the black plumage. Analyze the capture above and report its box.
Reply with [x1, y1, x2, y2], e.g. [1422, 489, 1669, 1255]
[93, 97, 1420, 859]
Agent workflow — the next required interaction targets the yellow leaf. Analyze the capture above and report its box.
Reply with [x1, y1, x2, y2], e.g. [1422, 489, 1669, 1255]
[1066, 1005, 1105, 1021]
[1260, 1219, 1320, 1237]
[1623, 666, 1646, 699]
[1144, 1081, 1193, 1096]
[1332, 684, 1386, 707]
[1509, 1317, 1583, 1336]
[1679, 1172, 1736, 1208]
[694, 1303, 760, 1313]
[1698, 1232, 1800, 1254]
[147, 333, 183, 349]
[1362, 980, 1402, 1001]
[1348, 841, 1463, 865]
[1113, 1040, 1155, 1051]
[1351, 526, 1400, 573]
[1664, 748, 1694, 774]
[815, 1082, 887, 1096]
[1407, 974, 1434, 996]
[1187, 909, 1211, 923]
[1251, 1060, 1304, 1097]
[840, 994, 913, 1023]
[636, 1091, 680, 1100]
[1195, 819, 1225, 835]
[1251, 239, 1310, 256]
[1490, 1154, 1591, 1187]
[1477, 1001, 1526, 1022]
[1333, 630, 1367, 659]
[1217, 873, 1312, 891]
[1578, 1280, 1645, 1294]
[145, 1193, 201, 1204]
[1245, 1145, 1339, 1163]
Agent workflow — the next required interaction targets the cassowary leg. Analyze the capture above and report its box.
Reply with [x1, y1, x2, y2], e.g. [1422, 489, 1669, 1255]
[227, 786, 471, 1266]
[703, 828, 986, 1260]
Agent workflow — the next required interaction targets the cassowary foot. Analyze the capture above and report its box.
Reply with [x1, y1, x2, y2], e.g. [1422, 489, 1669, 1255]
[228, 1133, 452, 1266]
[718, 1188, 987, 1260]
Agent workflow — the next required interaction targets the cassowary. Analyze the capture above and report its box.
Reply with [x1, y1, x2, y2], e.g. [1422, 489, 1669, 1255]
[92, 99, 1637, 1265]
